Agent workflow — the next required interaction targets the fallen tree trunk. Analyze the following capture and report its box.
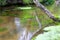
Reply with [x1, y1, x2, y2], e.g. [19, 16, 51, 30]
[31, 0, 60, 39]
[33, 0, 60, 22]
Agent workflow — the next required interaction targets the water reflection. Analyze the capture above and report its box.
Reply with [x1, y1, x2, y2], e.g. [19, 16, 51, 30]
[14, 17, 22, 32]
[0, 15, 40, 40]
[0, 10, 41, 40]
[14, 17, 33, 40]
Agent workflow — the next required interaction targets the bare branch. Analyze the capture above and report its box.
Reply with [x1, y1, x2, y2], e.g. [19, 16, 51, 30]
[30, 10, 43, 40]
[34, 11, 42, 28]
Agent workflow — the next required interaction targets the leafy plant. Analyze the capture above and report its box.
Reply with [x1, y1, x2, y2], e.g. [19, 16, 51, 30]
[41, 0, 55, 6]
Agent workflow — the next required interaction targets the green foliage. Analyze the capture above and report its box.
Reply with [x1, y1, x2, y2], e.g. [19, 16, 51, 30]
[20, 9, 34, 23]
[0, 0, 7, 6]
[35, 25, 60, 40]
[55, 15, 60, 20]
[0, 0, 55, 6]
[15, 7, 32, 10]
[32, 37, 36, 40]
[41, 0, 55, 6]
[23, 0, 43, 4]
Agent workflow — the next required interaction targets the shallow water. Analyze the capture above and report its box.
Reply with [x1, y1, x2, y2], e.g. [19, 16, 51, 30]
[0, 16, 39, 40]
[0, 5, 60, 40]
